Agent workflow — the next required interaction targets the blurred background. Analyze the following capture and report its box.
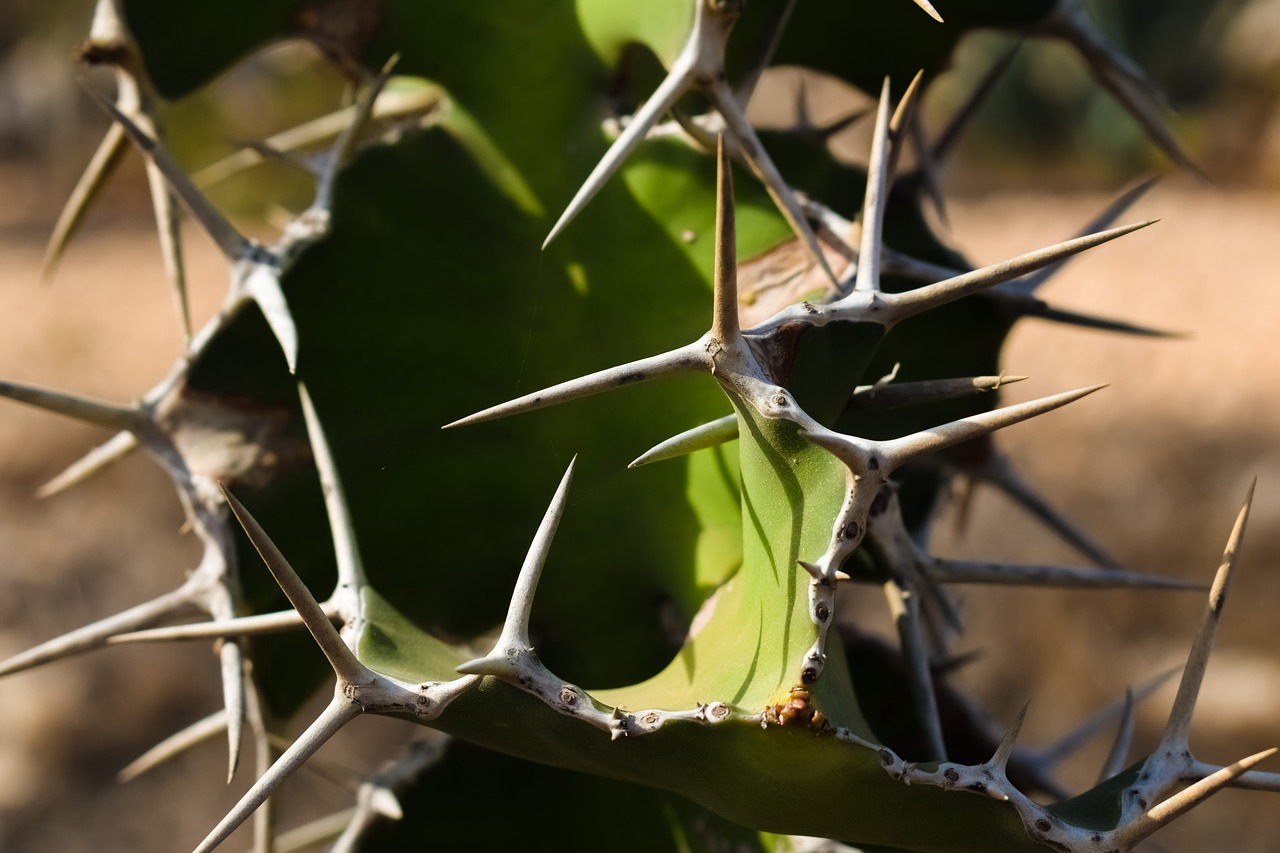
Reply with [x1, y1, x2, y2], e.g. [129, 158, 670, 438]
[0, 0, 1278, 850]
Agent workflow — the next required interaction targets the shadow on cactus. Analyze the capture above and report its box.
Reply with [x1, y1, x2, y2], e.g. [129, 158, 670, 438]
[3, 0, 1275, 851]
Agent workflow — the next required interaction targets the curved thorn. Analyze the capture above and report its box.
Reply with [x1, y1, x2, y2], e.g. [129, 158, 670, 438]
[442, 343, 706, 429]
[629, 414, 737, 468]
[0, 585, 196, 678]
[0, 380, 142, 431]
[193, 695, 360, 853]
[885, 70, 925, 191]
[221, 487, 366, 684]
[854, 78, 893, 293]
[877, 220, 1156, 324]
[1005, 176, 1161, 296]
[298, 383, 365, 592]
[457, 458, 576, 674]
[88, 88, 253, 263]
[1158, 480, 1255, 751]
[40, 121, 128, 284]
[118, 709, 229, 783]
[711, 133, 739, 343]
[1098, 689, 1136, 783]
[544, 61, 694, 249]
[1114, 747, 1276, 849]
[876, 385, 1106, 472]
[37, 430, 140, 498]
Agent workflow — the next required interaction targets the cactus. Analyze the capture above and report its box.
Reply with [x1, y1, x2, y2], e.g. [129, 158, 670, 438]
[6, 1, 1275, 850]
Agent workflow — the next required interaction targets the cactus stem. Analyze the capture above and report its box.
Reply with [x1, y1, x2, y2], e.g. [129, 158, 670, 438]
[1097, 689, 1137, 783]
[36, 430, 139, 498]
[853, 78, 893, 293]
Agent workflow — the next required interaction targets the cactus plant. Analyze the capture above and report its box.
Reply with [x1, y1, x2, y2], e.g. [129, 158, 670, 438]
[5, 1, 1275, 851]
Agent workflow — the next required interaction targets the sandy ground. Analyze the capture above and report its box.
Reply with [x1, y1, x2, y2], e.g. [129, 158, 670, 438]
[0, 182, 1278, 851]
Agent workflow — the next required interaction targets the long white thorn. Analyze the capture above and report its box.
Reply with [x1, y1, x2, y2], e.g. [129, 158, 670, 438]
[912, 0, 943, 22]
[1158, 481, 1255, 752]
[193, 695, 360, 853]
[875, 385, 1106, 472]
[456, 458, 576, 677]
[298, 383, 365, 593]
[108, 609, 319, 644]
[1112, 748, 1276, 850]
[0, 380, 142, 431]
[220, 636, 246, 782]
[221, 487, 366, 684]
[543, 61, 694, 249]
[90, 89, 254, 263]
[854, 78, 893, 293]
[629, 414, 737, 468]
[876, 220, 1156, 324]
[40, 121, 127, 284]
[1003, 176, 1160, 296]
[442, 343, 706, 429]
[37, 430, 140, 498]
[0, 585, 196, 677]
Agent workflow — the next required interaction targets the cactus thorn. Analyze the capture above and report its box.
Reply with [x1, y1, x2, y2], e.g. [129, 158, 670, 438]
[1097, 688, 1137, 783]
[711, 133, 740, 344]
[853, 78, 894, 293]
[912, 0, 943, 23]
[1112, 747, 1276, 850]
[628, 414, 737, 468]
[989, 700, 1031, 776]
[36, 430, 139, 498]
[0, 380, 142, 432]
[456, 458, 577, 677]
[118, 709, 229, 784]
[884, 577, 947, 762]
[1158, 480, 1255, 752]
[221, 486, 367, 685]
